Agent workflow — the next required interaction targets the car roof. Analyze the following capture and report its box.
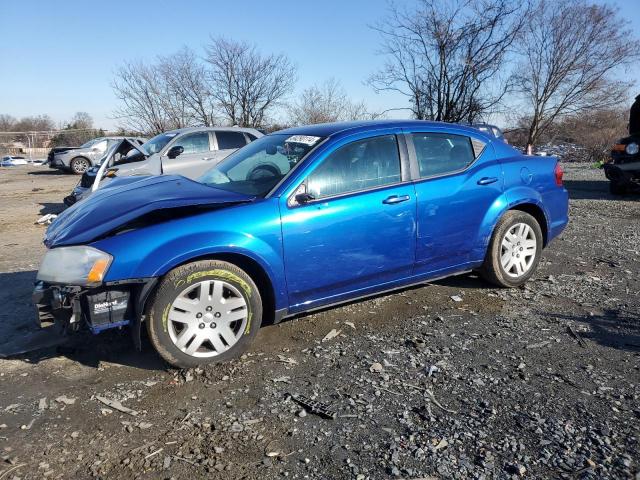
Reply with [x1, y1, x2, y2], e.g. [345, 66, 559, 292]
[163, 126, 262, 135]
[274, 120, 493, 139]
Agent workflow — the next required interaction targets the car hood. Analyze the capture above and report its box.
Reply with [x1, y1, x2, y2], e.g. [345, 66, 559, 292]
[45, 175, 253, 247]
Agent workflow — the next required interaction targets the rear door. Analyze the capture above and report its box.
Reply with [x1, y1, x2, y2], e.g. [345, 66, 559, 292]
[161, 131, 215, 179]
[406, 129, 503, 274]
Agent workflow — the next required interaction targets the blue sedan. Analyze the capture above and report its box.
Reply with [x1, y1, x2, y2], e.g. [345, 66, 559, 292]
[34, 120, 569, 367]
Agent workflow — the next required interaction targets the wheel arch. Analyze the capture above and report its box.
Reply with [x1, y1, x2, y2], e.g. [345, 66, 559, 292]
[145, 251, 279, 327]
[507, 202, 549, 246]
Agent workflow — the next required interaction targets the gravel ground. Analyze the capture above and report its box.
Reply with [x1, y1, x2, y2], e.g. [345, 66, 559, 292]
[0, 164, 638, 480]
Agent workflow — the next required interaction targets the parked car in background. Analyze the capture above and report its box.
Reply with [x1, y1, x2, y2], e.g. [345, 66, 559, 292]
[48, 137, 147, 174]
[34, 120, 568, 368]
[602, 134, 640, 194]
[63, 127, 263, 205]
[1, 155, 29, 166]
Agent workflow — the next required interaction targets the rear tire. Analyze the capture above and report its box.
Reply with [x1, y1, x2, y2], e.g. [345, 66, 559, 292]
[146, 260, 262, 368]
[70, 157, 90, 175]
[479, 211, 543, 288]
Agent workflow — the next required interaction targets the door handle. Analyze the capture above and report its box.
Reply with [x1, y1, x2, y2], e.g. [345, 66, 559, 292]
[477, 177, 498, 185]
[203, 157, 216, 161]
[383, 194, 411, 205]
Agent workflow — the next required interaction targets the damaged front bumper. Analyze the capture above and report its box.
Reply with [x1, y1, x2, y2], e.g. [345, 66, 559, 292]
[32, 278, 157, 342]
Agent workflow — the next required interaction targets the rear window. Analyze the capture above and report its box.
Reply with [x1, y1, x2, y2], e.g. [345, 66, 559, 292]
[412, 133, 476, 178]
[217, 131, 247, 150]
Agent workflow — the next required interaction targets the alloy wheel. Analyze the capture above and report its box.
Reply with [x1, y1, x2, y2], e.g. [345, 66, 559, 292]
[167, 280, 248, 357]
[500, 222, 537, 278]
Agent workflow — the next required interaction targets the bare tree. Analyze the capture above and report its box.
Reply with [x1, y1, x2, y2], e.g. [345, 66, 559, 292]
[369, 0, 528, 123]
[158, 47, 219, 127]
[516, 0, 640, 150]
[0, 114, 16, 131]
[205, 37, 296, 127]
[112, 61, 192, 135]
[13, 115, 55, 132]
[288, 79, 379, 125]
[68, 111, 93, 130]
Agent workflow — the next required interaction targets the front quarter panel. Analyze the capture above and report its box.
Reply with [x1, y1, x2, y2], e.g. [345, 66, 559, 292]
[91, 199, 288, 310]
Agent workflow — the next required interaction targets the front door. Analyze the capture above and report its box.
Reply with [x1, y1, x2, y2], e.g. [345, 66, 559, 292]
[162, 131, 216, 179]
[280, 133, 417, 311]
[406, 130, 504, 274]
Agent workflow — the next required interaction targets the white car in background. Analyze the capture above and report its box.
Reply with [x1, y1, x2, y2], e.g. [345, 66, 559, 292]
[64, 126, 263, 205]
[1, 156, 29, 166]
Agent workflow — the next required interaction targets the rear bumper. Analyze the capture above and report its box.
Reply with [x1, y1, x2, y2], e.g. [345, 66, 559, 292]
[543, 187, 569, 245]
[603, 163, 640, 185]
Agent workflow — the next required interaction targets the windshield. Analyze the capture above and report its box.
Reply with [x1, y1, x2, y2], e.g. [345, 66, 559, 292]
[141, 132, 177, 156]
[198, 134, 323, 197]
[80, 137, 104, 148]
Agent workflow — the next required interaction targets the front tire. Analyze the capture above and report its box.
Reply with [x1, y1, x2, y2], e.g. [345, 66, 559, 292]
[479, 211, 543, 288]
[146, 260, 262, 368]
[70, 157, 90, 175]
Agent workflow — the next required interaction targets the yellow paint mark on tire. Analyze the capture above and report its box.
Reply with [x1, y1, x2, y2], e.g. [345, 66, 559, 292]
[162, 303, 170, 333]
[186, 269, 252, 298]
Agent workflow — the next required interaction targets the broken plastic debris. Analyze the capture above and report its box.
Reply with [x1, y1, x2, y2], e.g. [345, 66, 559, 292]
[276, 355, 298, 365]
[55, 395, 76, 405]
[35, 213, 57, 225]
[95, 396, 138, 416]
[290, 393, 337, 419]
[322, 329, 341, 342]
[369, 362, 383, 373]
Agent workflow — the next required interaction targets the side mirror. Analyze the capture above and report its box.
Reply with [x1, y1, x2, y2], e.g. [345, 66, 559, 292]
[295, 192, 315, 204]
[167, 145, 184, 159]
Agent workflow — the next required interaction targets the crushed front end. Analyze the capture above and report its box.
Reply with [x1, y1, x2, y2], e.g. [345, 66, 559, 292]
[32, 244, 156, 344]
[32, 278, 157, 351]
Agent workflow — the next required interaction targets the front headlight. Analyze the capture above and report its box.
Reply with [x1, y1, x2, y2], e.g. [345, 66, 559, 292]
[37, 246, 112, 286]
[626, 142, 639, 155]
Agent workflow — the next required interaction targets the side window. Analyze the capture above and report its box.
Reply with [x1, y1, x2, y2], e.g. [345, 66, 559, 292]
[216, 131, 247, 150]
[411, 133, 476, 178]
[174, 132, 211, 155]
[307, 135, 401, 199]
[93, 140, 108, 152]
[246, 133, 258, 142]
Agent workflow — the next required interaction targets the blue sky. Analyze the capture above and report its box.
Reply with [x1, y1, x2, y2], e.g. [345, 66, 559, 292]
[1, 0, 638, 129]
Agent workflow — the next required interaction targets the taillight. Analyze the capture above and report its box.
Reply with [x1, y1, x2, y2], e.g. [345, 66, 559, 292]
[554, 163, 563, 186]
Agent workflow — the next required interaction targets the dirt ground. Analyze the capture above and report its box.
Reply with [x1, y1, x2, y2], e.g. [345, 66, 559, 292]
[0, 164, 638, 480]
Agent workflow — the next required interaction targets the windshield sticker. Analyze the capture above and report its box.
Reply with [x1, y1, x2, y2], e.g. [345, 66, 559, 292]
[286, 135, 321, 146]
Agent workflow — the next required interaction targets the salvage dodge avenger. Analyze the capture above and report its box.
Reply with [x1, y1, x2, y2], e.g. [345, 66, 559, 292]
[33, 120, 568, 368]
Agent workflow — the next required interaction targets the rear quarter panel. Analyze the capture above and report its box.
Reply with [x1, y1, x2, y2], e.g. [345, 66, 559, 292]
[497, 143, 569, 244]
